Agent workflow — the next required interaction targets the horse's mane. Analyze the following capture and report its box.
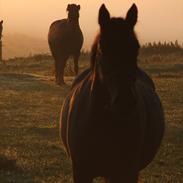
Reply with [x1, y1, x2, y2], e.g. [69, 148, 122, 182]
[90, 33, 100, 70]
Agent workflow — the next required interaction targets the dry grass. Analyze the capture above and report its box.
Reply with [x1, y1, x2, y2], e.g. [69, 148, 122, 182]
[0, 53, 183, 182]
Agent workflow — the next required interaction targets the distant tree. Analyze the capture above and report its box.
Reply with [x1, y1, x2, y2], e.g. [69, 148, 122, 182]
[174, 40, 180, 48]
[140, 40, 183, 56]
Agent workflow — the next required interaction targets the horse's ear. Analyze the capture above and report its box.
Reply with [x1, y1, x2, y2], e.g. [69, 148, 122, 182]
[126, 3, 138, 28]
[0, 20, 3, 24]
[98, 4, 110, 28]
[77, 5, 80, 10]
[67, 4, 71, 11]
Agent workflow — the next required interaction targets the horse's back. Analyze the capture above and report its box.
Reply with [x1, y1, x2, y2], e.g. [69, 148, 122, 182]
[48, 19, 83, 52]
[48, 19, 68, 44]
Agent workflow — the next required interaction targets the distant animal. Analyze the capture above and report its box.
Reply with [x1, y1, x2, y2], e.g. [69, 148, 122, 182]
[0, 20, 3, 40]
[60, 4, 164, 183]
[48, 4, 83, 85]
[0, 20, 3, 62]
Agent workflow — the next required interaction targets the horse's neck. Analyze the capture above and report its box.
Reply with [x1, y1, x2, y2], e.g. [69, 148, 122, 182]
[90, 39, 138, 90]
[90, 70, 110, 111]
[90, 35, 101, 70]
[67, 18, 79, 26]
[90, 67, 135, 115]
[91, 53, 137, 97]
[90, 61, 109, 101]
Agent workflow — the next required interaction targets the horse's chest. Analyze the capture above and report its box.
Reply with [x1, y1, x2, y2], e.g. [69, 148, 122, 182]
[65, 28, 83, 42]
[89, 100, 139, 139]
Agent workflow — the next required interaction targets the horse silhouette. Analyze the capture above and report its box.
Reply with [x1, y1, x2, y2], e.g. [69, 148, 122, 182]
[60, 4, 164, 183]
[0, 20, 3, 40]
[0, 20, 3, 62]
[48, 4, 83, 85]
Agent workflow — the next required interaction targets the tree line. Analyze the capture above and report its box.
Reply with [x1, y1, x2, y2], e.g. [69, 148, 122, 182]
[140, 40, 183, 55]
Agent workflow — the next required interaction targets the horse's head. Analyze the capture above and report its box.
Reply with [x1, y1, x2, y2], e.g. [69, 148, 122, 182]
[67, 4, 80, 22]
[96, 4, 140, 107]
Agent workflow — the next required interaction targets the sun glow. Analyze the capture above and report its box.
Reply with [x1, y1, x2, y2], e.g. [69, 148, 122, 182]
[1, 0, 183, 50]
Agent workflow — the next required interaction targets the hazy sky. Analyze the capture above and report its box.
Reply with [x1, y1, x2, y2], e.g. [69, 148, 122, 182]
[1, 0, 183, 49]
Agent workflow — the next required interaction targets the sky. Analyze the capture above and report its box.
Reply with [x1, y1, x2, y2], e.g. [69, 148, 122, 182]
[1, 0, 183, 49]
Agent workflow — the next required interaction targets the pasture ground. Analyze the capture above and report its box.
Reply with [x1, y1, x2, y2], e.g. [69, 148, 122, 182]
[0, 53, 183, 183]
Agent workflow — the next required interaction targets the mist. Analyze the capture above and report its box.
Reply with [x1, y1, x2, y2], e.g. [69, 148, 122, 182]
[1, 0, 183, 58]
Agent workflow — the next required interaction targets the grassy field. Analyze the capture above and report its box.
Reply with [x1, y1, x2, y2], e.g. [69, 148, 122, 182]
[0, 53, 183, 183]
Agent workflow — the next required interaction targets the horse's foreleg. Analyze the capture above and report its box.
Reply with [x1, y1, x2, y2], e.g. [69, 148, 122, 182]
[73, 171, 93, 183]
[72, 165, 93, 183]
[104, 178, 110, 183]
[73, 53, 80, 76]
[108, 173, 139, 183]
[54, 60, 60, 84]
[56, 56, 68, 85]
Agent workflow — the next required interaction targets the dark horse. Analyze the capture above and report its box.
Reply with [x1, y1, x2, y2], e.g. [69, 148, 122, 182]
[48, 4, 83, 85]
[0, 20, 3, 40]
[60, 4, 164, 183]
[0, 20, 3, 62]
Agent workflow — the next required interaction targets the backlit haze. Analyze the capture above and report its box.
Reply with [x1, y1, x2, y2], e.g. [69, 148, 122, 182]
[1, 0, 183, 58]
